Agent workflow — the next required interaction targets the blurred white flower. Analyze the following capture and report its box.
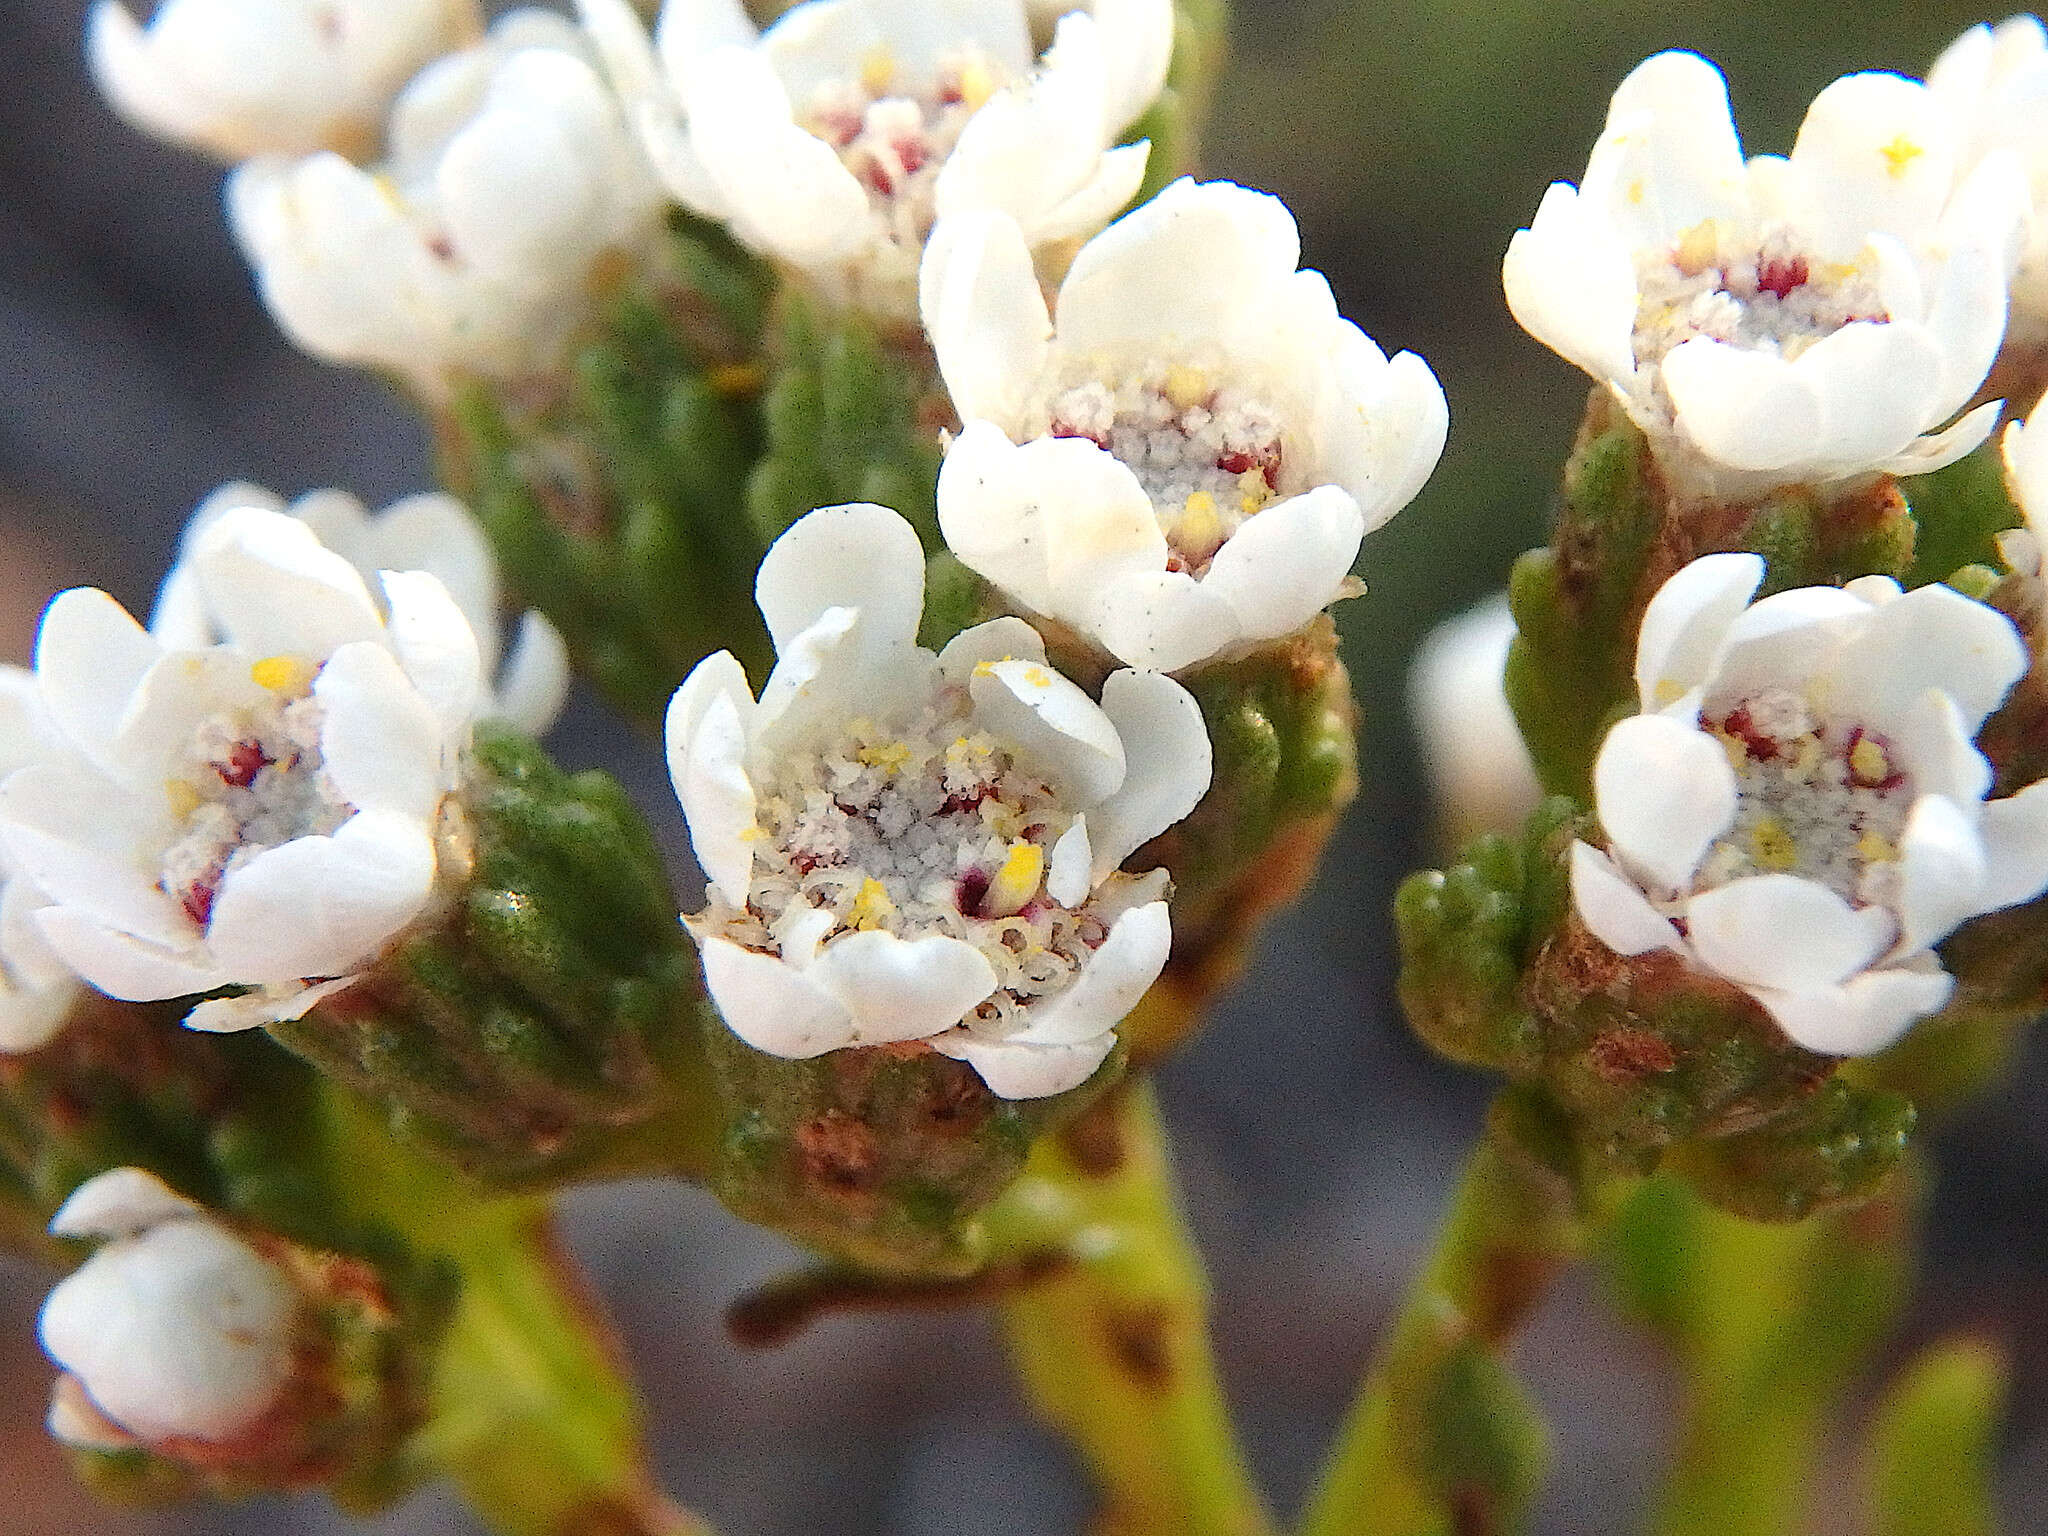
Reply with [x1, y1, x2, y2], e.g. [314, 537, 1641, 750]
[40, 1169, 297, 1451]
[926, 179, 1448, 672]
[153, 483, 569, 737]
[227, 11, 664, 390]
[0, 507, 485, 1032]
[0, 672, 82, 1054]
[1572, 552, 2048, 1055]
[87, 0, 482, 161]
[1505, 51, 2028, 498]
[667, 502, 1211, 1099]
[1409, 595, 1541, 844]
[577, 0, 1170, 312]
[1930, 16, 2048, 353]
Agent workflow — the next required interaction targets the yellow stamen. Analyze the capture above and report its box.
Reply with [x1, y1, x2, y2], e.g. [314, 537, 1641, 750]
[1850, 737, 1890, 785]
[250, 654, 313, 693]
[164, 780, 202, 820]
[983, 841, 1045, 918]
[849, 878, 895, 930]
[1163, 364, 1209, 411]
[1751, 815, 1798, 872]
[1237, 467, 1275, 517]
[1652, 679, 1687, 707]
[859, 47, 895, 95]
[1856, 829, 1896, 865]
[957, 58, 998, 111]
[1674, 219, 1718, 275]
[1179, 490, 1222, 553]
[1879, 135, 1924, 179]
[857, 739, 913, 774]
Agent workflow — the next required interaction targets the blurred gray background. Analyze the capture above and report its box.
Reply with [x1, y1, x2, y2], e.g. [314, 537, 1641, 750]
[3, 2, 2048, 1532]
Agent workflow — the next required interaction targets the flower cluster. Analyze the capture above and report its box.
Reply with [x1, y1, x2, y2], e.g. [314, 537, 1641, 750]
[1571, 552, 2048, 1054]
[669, 504, 1210, 1099]
[0, 505, 492, 1033]
[1505, 50, 2027, 498]
[580, 0, 1172, 312]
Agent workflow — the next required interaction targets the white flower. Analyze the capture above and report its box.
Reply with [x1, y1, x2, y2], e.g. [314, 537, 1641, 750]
[87, 0, 482, 161]
[2008, 389, 2048, 559]
[1930, 17, 2048, 350]
[0, 507, 486, 1032]
[667, 502, 1211, 1099]
[226, 11, 664, 390]
[1409, 595, 1541, 843]
[1504, 51, 2029, 499]
[40, 1169, 297, 1451]
[0, 671, 82, 1054]
[924, 179, 1448, 672]
[152, 483, 569, 737]
[1571, 552, 2048, 1056]
[577, 0, 1171, 312]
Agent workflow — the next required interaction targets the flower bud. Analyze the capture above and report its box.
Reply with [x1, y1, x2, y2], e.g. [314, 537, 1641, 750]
[1410, 594, 1542, 848]
[927, 179, 1447, 672]
[87, 0, 483, 162]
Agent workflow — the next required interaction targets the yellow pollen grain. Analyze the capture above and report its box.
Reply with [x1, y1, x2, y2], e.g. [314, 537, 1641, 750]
[1180, 490, 1222, 550]
[859, 47, 895, 95]
[1627, 178, 1646, 205]
[849, 878, 895, 930]
[1163, 364, 1209, 411]
[857, 739, 913, 774]
[957, 58, 998, 110]
[1674, 220, 1718, 275]
[1857, 829, 1896, 864]
[1021, 665, 1051, 689]
[1652, 679, 1687, 707]
[1879, 135, 1924, 178]
[1237, 468, 1275, 516]
[985, 841, 1044, 917]
[1850, 737, 1890, 784]
[1751, 815, 1798, 872]
[251, 654, 312, 693]
[164, 779, 202, 820]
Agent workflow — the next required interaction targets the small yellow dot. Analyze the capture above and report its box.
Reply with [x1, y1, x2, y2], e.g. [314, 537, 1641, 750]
[1849, 737, 1890, 785]
[1751, 815, 1798, 872]
[957, 58, 998, 110]
[1879, 135, 1924, 178]
[983, 841, 1045, 918]
[1856, 829, 1896, 865]
[859, 47, 895, 95]
[163, 780, 202, 820]
[1163, 365, 1209, 411]
[849, 878, 895, 931]
[250, 654, 312, 693]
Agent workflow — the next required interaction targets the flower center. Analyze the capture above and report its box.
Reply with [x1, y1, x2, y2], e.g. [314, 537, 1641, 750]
[798, 46, 1007, 253]
[718, 685, 1116, 1027]
[1034, 362, 1286, 574]
[1680, 687, 1911, 914]
[1633, 220, 1888, 373]
[158, 658, 349, 930]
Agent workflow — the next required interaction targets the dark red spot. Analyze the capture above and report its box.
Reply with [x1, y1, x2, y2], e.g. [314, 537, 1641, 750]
[426, 232, 457, 264]
[1845, 727, 1907, 790]
[216, 740, 269, 788]
[1216, 450, 1257, 475]
[1719, 706, 1778, 761]
[1757, 256, 1808, 300]
[957, 867, 991, 917]
[940, 787, 991, 816]
[893, 137, 928, 176]
[179, 880, 217, 929]
[936, 83, 964, 106]
[860, 158, 897, 196]
[1050, 419, 1109, 451]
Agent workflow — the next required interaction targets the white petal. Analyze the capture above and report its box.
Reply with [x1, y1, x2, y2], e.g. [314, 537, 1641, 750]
[1020, 141, 1150, 246]
[1198, 486, 1365, 644]
[929, 1028, 1115, 1099]
[1047, 816, 1092, 907]
[968, 658, 1127, 804]
[34, 589, 162, 768]
[1500, 183, 1639, 385]
[1087, 669, 1212, 878]
[1685, 875, 1894, 991]
[0, 763, 187, 949]
[1891, 794, 1989, 955]
[1006, 899, 1168, 1045]
[381, 569, 484, 735]
[1583, 52, 1749, 245]
[205, 810, 436, 983]
[1788, 72, 1957, 260]
[1633, 552, 1765, 710]
[1876, 399, 2004, 478]
[1571, 842, 1686, 958]
[1593, 713, 1737, 889]
[34, 908, 222, 1002]
[315, 642, 448, 821]
[936, 425, 1168, 627]
[1749, 965, 1955, 1056]
[920, 210, 1053, 427]
[805, 930, 999, 1043]
[698, 935, 854, 1058]
[491, 612, 572, 735]
[1977, 778, 2048, 912]
[185, 975, 359, 1034]
[1709, 582, 1874, 706]
[756, 503, 927, 664]
[671, 686, 759, 910]
[1823, 580, 2025, 735]
[1320, 345, 1451, 531]
[40, 1219, 295, 1444]
[1887, 688, 1992, 807]
[1662, 339, 1827, 474]
[937, 616, 1048, 681]
[1087, 568, 1242, 673]
[193, 507, 384, 663]
[51, 1168, 201, 1240]
[1795, 320, 1947, 472]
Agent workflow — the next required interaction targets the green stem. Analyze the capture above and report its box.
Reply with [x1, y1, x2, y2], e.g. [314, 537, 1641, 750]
[1867, 1337, 2007, 1536]
[983, 1082, 1274, 1536]
[311, 1087, 710, 1536]
[1297, 1092, 1587, 1536]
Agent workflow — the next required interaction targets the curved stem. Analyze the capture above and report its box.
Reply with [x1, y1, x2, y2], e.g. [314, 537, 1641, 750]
[1297, 1091, 1588, 1536]
[983, 1081, 1275, 1536]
